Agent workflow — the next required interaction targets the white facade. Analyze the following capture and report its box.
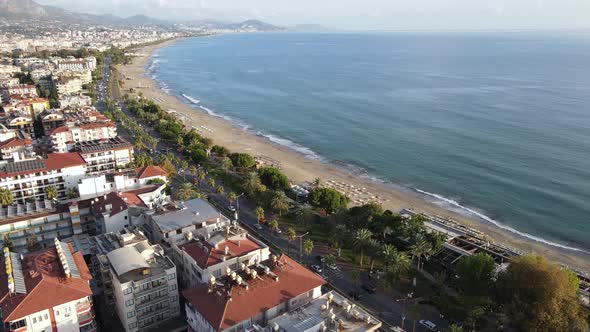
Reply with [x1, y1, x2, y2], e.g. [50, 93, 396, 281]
[56, 78, 83, 95]
[59, 94, 92, 109]
[50, 123, 117, 153]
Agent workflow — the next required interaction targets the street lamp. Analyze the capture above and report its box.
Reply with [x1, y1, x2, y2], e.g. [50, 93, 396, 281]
[295, 232, 310, 263]
[235, 193, 245, 221]
[396, 292, 413, 329]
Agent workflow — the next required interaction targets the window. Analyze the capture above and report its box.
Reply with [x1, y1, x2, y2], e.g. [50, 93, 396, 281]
[171, 295, 178, 303]
[124, 288, 132, 295]
[125, 216, 128, 220]
[44, 314, 48, 320]
[10, 319, 26, 329]
[127, 311, 136, 318]
[169, 284, 177, 291]
[125, 299, 134, 307]
[129, 322, 137, 329]
[176, 229, 182, 235]
[168, 273, 175, 280]
[32, 317, 37, 324]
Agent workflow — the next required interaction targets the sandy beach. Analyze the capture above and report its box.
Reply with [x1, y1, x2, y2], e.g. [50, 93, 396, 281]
[117, 38, 590, 272]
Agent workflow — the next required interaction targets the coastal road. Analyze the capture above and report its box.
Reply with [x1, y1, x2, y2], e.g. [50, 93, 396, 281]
[100, 66, 449, 332]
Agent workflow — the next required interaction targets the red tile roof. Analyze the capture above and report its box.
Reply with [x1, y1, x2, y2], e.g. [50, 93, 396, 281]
[79, 122, 115, 130]
[183, 255, 326, 331]
[91, 189, 152, 217]
[135, 165, 168, 179]
[179, 236, 262, 269]
[0, 243, 92, 322]
[0, 137, 32, 149]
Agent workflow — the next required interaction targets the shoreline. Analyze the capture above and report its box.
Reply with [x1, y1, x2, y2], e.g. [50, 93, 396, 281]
[117, 37, 590, 272]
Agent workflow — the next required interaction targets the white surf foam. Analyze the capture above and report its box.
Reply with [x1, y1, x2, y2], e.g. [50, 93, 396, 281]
[413, 188, 585, 253]
[182, 94, 200, 104]
[256, 132, 322, 161]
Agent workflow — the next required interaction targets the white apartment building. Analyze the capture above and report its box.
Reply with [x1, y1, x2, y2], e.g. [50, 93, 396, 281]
[145, 199, 232, 248]
[59, 94, 93, 109]
[0, 85, 38, 99]
[77, 165, 168, 198]
[74, 137, 134, 174]
[91, 227, 180, 332]
[0, 136, 35, 162]
[0, 77, 20, 88]
[0, 153, 87, 204]
[48, 122, 117, 153]
[0, 240, 96, 332]
[56, 77, 83, 95]
[174, 223, 270, 289]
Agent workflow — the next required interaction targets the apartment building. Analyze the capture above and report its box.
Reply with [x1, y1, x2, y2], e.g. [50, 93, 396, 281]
[4, 112, 34, 138]
[59, 94, 92, 109]
[174, 222, 270, 289]
[0, 77, 19, 88]
[55, 77, 83, 95]
[48, 122, 117, 153]
[0, 240, 96, 332]
[73, 137, 134, 174]
[0, 136, 34, 162]
[0, 153, 87, 204]
[77, 165, 168, 198]
[145, 199, 232, 248]
[90, 227, 180, 332]
[0, 85, 37, 99]
[182, 254, 326, 332]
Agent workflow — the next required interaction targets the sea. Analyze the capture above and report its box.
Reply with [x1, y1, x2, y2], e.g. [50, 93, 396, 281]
[146, 32, 590, 253]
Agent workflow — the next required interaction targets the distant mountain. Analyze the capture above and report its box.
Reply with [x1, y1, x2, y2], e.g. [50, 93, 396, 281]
[0, 0, 282, 31]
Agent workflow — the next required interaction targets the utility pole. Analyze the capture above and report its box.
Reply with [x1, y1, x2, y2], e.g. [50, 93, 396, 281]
[295, 232, 309, 263]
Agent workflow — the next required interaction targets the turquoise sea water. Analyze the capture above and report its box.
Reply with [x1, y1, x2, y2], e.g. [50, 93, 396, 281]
[148, 32, 590, 252]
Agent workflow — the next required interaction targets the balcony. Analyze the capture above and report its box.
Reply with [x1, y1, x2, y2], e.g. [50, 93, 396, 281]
[76, 299, 93, 313]
[79, 320, 97, 332]
[77, 310, 95, 326]
[135, 293, 169, 309]
[137, 303, 169, 320]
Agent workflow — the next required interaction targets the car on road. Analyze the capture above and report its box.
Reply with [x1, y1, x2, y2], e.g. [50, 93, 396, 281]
[228, 205, 236, 212]
[275, 228, 282, 234]
[310, 265, 323, 274]
[361, 283, 377, 294]
[418, 320, 437, 331]
[253, 224, 263, 230]
[327, 262, 339, 271]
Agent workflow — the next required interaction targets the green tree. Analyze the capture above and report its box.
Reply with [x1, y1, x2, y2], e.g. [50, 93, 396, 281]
[26, 235, 41, 253]
[3, 235, 13, 251]
[0, 188, 14, 207]
[258, 167, 289, 191]
[286, 227, 297, 257]
[497, 254, 588, 332]
[303, 238, 314, 263]
[352, 228, 373, 268]
[268, 219, 279, 233]
[229, 153, 256, 169]
[216, 185, 225, 196]
[206, 178, 215, 188]
[456, 252, 496, 299]
[382, 244, 410, 279]
[448, 324, 463, 332]
[244, 172, 266, 196]
[309, 187, 350, 214]
[409, 239, 431, 270]
[220, 157, 233, 170]
[188, 165, 198, 180]
[255, 206, 265, 224]
[325, 254, 336, 268]
[227, 192, 237, 204]
[177, 182, 196, 201]
[312, 177, 321, 188]
[66, 188, 79, 199]
[270, 191, 289, 216]
[196, 169, 206, 188]
[45, 186, 58, 201]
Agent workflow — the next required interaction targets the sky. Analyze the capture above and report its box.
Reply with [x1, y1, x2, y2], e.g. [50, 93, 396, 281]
[36, 0, 590, 30]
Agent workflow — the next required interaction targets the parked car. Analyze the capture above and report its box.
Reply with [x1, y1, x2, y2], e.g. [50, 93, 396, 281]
[310, 264, 323, 274]
[361, 283, 377, 294]
[253, 224, 263, 230]
[228, 205, 236, 212]
[418, 320, 437, 331]
[316, 255, 325, 263]
[327, 262, 339, 271]
[275, 228, 282, 234]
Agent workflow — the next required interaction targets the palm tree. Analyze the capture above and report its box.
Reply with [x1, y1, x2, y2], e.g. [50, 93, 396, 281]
[367, 238, 382, 272]
[0, 188, 13, 207]
[216, 185, 225, 196]
[255, 206, 264, 224]
[383, 244, 411, 278]
[196, 169, 206, 188]
[270, 191, 289, 216]
[312, 177, 321, 188]
[45, 186, 58, 201]
[325, 254, 336, 269]
[227, 192, 237, 204]
[244, 172, 264, 195]
[220, 157, 233, 170]
[177, 182, 195, 201]
[448, 324, 463, 332]
[286, 227, 296, 256]
[3, 235, 13, 251]
[180, 160, 189, 179]
[409, 240, 431, 270]
[303, 238, 314, 263]
[134, 138, 145, 151]
[352, 228, 373, 268]
[206, 178, 215, 189]
[268, 219, 279, 234]
[188, 165, 198, 180]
